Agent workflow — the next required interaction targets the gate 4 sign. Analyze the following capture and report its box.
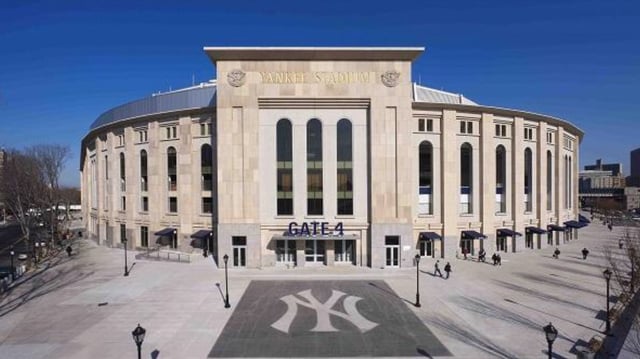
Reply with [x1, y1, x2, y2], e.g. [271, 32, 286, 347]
[287, 221, 344, 236]
[271, 289, 378, 334]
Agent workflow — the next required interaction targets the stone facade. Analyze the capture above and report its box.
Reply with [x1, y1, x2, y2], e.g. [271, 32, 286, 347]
[80, 47, 583, 268]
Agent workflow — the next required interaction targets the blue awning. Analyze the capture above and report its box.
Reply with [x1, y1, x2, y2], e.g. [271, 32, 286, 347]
[497, 229, 522, 237]
[564, 221, 586, 229]
[419, 232, 442, 240]
[526, 226, 547, 234]
[578, 214, 591, 223]
[190, 230, 212, 239]
[462, 230, 486, 239]
[155, 228, 176, 237]
[547, 224, 565, 232]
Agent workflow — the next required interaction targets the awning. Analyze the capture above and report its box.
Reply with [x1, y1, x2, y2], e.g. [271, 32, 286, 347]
[578, 214, 591, 224]
[155, 228, 176, 237]
[190, 230, 212, 239]
[419, 232, 442, 240]
[156, 236, 172, 246]
[564, 220, 587, 229]
[526, 226, 547, 234]
[462, 230, 486, 240]
[497, 229, 522, 237]
[190, 238, 205, 249]
[547, 224, 565, 232]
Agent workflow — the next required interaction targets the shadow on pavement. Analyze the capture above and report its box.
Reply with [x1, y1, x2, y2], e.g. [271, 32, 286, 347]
[544, 263, 603, 279]
[151, 349, 160, 358]
[541, 349, 569, 359]
[515, 272, 602, 297]
[503, 298, 600, 333]
[493, 279, 597, 313]
[451, 296, 540, 332]
[367, 281, 415, 305]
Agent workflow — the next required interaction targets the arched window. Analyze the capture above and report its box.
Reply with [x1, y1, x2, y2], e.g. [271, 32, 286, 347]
[277, 119, 293, 215]
[167, 147, 177, 191]
[418, 141, 433, 215]
[460, 143, 473, 214]
[337, 119, 353, 215]
[201, 144, 213, 191]
[140, 150, 148, 192]
[119, 153, 126, 192]
[524, 148, 533, 212]
[307, 119, 323, 215]
[495, 145, 506, 213]
[546, 151, 552, 211]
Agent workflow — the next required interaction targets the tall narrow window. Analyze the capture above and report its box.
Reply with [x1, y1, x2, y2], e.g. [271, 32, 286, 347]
[524, 148, 533, 212]
[460, 143, 473, 214]
[546, 151, 552, 211]
[337, 119, 353, 215]
[140, 150, 148, 192]
[495, 145, 506, 213]
[276, 119, 293, 215]
[307, 119, 323, 215]
[119, 153, 126, 192]
[201, 144, 213, 191]
[564, 155, 569, 209]
[568, 156, 572, 208]
[104, 155, 108, 210]
[418, 141, 433, 215]
[167, 147, 177, 191]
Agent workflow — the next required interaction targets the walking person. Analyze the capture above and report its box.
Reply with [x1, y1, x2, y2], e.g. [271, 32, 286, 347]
[66, 245, 72, 257]
[496, 253, 502, 266]
[434, 260, 443, 277]
[553, 247, 560, 259]
[491, 253, 498, 266]
[582, 247, 589, 260]
[608, 223, 613, 231]
[619, 239, 624, 249]
[444, 262, 452, 279]
[462, 247, 468, 260]
[478, 248, 486, 263]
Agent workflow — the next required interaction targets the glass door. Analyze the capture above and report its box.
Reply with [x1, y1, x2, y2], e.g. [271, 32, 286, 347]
[305, 240, 325, 264]
[232, 236, 247, 267]
[384, 236, 400, 268]
[276, 239, 297, 265]
[419, 240, 433, 257]
[497, 236, 507, 252]
[335, 240, 354, 263]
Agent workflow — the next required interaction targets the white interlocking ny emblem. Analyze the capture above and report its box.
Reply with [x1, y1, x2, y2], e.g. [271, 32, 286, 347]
[271, 289, 378, 334]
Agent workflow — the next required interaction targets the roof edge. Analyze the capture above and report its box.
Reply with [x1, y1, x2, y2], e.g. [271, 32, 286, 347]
[204, 47, 425, 62]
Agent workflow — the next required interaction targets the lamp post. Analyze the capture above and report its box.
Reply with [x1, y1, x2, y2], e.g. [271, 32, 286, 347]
[123, 238, 129, 277]
[414, 254, 421, 307]
[131, 323, 146, 359]
[9, 247, 15, 281]
[603, 268, 612, 334]
[34, 242, 39, 263]
[630, 247, 636, 293]
[223, 254, 230, 308]
[542, 322, 558, 359]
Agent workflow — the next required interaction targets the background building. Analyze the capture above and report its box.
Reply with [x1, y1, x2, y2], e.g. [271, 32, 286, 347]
[80, 47, 583, 268]
[627, 147, 640, 187]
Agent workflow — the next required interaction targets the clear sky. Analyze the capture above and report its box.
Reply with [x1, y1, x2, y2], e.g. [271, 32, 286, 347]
[1, 0, 638, 187]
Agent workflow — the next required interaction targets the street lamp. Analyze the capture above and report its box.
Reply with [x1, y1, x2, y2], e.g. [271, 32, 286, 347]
[123, 237, 129, 277]
[34, 242, 39, 263]
[414, 254, 421, 307]
[131, 323, 146, 359]
[630, 247, 636, 293]
[223, 254, 230, 308]
[603, 268, 612, 334]
[9, 247, 15, 281]
[542, 322, 558, 359]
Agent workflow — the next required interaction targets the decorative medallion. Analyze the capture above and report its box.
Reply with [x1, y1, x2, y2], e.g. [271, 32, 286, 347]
[381, 70, 400, 87]
[227, 69, 246, 87]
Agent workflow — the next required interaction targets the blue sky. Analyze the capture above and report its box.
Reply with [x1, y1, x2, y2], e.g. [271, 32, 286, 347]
[0, 0, 638, 187]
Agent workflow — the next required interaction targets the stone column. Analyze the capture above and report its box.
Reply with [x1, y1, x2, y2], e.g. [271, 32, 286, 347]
[480, 113, 495, 251]
[441, 109, 458, 258]
[512, 117, 525, 241]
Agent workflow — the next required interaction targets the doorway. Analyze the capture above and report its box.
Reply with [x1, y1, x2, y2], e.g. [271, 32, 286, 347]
[384, 236, 400, 268]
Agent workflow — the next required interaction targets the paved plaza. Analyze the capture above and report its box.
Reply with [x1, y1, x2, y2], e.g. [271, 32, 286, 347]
[0, 217, 637, 358]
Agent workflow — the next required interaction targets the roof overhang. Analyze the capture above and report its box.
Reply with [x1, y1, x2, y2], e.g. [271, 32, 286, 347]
[204, 47, 425, 62]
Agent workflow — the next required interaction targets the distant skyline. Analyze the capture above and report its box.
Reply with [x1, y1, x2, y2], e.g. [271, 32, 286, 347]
[1, 0, 639, 187]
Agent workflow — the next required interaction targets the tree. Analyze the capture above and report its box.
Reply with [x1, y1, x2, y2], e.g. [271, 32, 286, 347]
[0, 149, 49, 262]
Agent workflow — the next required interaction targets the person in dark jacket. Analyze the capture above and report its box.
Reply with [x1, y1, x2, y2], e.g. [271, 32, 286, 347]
[434, 260, 443, 277]
[553, 248, 560, 259]
[66, 245, 72, 257]
[582, 247, 589, 260]
[444, 262, 452, 279]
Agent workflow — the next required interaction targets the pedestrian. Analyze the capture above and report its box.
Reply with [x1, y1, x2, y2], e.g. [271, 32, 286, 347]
[553, 247, 560, 259]
[434, 260, 443, 277]
[444, 262, 452, 279]
[491, 253, 497, 266]
[497, 253, 502, 266]
[65, 245, 72, 257]
[582, 247, 589, 260]
[608, 223, 613, 231]
[463, 247, 468, 260]
[619, 239, 624, 249]
[478, 248, 486, 262]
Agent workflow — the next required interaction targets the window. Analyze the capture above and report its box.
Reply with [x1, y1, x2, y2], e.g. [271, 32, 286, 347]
[337, 119, 353, 215]
[467, 121, 473, 134]
[201, 144, 213, 191]
[200, 123, 212, 136]
[460, 121, 466, 133]
[307, 119, 323, 215]
[495, 124, 507, 137]
[166, 126, 178, 139]
[460, 121, 473, 134]
[524, 128, 534, 140]
[232, 236, 247, 267]
[546, 151, 553, 211]
[141, 196, 148, 212]
[547, 132, 553, 144]
[117, 133, 125, 147]
[169, 197, 178, 213]
[524, 148, 533, 212]
[202, 197, 213, 214]
[568, 156, 573, 208]
[418, 119, 433, 132]
[427, 119, 433, 132]
[137, 130, 148, 143]
[496, 145, 506, 213]
[140, 226, 149, 247]
[418, 141, 433, 215]
[120, 224, 126, 243]
[277, 119, 293, 215]
[167, 147, 177, 191]
[104, 155, 109, 210]
[418, 119, 425, 132]
[121, 196, 126, 211]
[119, 153, 126, 192]
[460, 143, 473, 214]
[140, 150, 148, 192]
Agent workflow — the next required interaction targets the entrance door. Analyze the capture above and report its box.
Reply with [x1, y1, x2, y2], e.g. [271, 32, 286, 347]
[419, 240, 433, 257]
[276, 239, 297, 265]
[335, 239, 354, 263]
[525, 232, 533, 249]
[384, 236, 400, 268]
[232, 236, 246, 267]
[461, 239, 473, 255]
[497, 236, 507, 252]
[305, 240, 325, 264]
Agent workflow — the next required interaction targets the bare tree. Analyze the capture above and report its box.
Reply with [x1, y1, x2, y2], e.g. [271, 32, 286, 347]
[27, 144, 71, 244]
[58, 186, 81, 224]
[0, 149, 49, 262]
